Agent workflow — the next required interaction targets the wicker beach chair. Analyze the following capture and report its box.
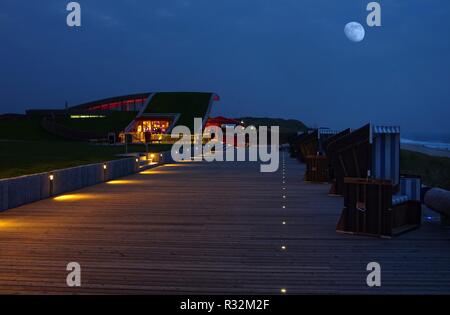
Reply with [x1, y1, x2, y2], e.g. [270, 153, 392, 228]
[322, 128, 352, 184]
[304, 129, 341, 183]
[333, 124, 422, 237]
[289, 130, 314, 162]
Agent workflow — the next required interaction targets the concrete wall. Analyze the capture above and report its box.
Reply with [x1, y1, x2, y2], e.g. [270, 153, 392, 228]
[0, 152, 173, 212]
[160, 151, 175, 164]
[0, 173, 50, 211]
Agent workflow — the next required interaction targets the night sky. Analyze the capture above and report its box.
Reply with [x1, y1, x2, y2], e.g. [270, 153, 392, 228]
[0, 0, 449, 136]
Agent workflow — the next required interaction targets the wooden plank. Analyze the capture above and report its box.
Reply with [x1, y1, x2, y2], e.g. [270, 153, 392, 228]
[0, 152, 449, 294]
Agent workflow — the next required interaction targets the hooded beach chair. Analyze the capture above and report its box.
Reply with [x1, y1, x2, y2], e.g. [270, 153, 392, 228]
[304, 128, 341, 183]
[333, 124, 422, 237]
[289, 129, 315, 162]
[322, 128, 352, 184]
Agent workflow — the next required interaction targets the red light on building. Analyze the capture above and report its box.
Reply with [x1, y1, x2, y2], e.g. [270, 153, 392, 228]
[87, 97, 148, 111]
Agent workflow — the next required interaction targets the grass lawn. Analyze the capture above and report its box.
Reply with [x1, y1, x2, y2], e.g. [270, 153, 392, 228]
[0, 116, 62, 141]
[401, 150, 450, 190]
[0, 140, 171, 179]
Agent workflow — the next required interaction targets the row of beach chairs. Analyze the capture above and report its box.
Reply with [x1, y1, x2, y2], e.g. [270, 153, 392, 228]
[289, 124, 422, 238]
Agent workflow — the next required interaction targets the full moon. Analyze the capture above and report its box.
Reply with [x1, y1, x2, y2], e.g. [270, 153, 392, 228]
[344, 22, 365, 42]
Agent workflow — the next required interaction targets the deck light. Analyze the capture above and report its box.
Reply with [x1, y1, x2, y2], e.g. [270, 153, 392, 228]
[136, 158, 139, 163]
[282, 221, 287, 225]
[54, 194, 96, 201]
[49, 174, 54, 181]
[0, 220, 21, 229]
[103, 164, 107, 170]
[282, 206, 286, 209]
[283, 195, 286, 199]
[280, 288, 287, 294]
[107, 180, 138, 185]
[281, 246, 287, 250]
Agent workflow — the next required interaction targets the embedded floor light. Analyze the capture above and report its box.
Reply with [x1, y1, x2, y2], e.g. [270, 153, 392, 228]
[49, 174, 54, 181]
[107, 180, 139, 185]
[282, 221, 287, 225]
[280, 288, 287, 294]
[103, 164, 107, 170]
[281, 245, 287, 250]
[282, 205, 286, 209]
[54, 194, 97, 201]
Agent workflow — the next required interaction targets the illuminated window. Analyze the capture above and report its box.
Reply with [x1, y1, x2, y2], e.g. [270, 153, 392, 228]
[70, 115, 106, 119]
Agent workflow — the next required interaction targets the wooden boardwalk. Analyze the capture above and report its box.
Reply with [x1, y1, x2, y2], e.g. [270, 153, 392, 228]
[0, 152, 449, 294]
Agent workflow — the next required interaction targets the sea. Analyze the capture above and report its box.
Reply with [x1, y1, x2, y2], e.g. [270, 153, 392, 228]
[401, 133, 450, 151]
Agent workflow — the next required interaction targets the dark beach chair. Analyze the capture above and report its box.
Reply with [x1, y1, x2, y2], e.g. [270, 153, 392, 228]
[289, 130, 314, 162]
[289, 133, 307, 160]
[304, 129, 341, 183]
[334, 124, 422, 237]
[322, 128, 352, 183]
[327, 125, 373, 196]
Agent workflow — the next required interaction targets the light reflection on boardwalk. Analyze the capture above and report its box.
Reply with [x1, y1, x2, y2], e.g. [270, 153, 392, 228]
[0, 157, 449, 294]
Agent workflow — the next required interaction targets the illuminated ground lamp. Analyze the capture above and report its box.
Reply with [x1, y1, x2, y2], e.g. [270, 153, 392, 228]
[103, 163, 108, 181]
[135, 157, 140, 171]
[49, 173, 54, 195]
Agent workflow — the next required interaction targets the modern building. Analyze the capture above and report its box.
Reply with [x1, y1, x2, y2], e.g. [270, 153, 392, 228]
[25, 92, 238, 143]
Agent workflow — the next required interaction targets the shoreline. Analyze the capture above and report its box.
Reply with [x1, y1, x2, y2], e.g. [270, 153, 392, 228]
[401, 144, 450, 158]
